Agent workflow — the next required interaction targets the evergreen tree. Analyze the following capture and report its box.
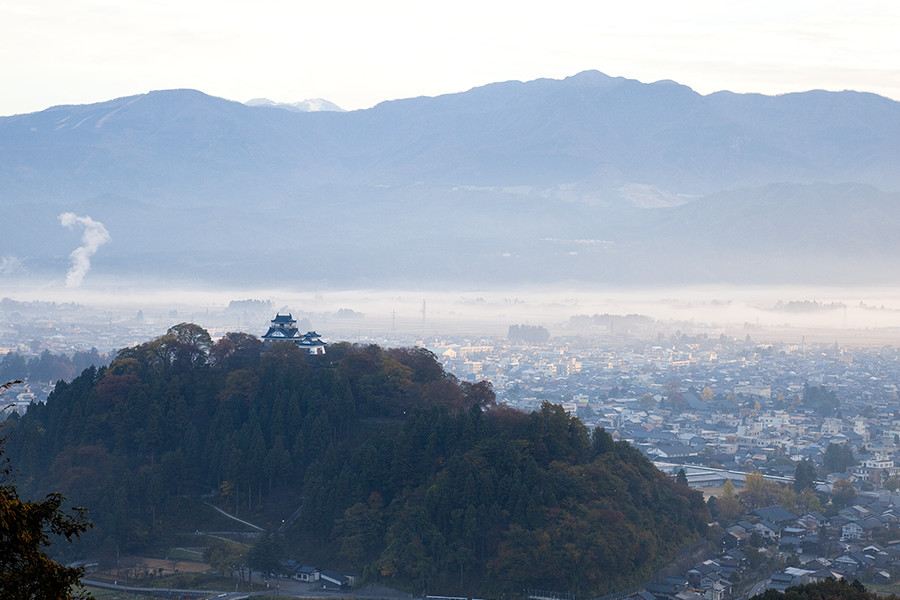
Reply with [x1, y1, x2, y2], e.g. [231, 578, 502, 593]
[1, 381, 93, 598]
[794, 459, 817, 492]
[823, 443, 856, 474]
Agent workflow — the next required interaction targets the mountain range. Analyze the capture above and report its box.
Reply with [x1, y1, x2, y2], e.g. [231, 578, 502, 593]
[2, 70, 900, 288]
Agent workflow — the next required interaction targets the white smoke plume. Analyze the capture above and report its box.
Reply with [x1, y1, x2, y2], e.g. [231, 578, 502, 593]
[58, 212, 111, 287]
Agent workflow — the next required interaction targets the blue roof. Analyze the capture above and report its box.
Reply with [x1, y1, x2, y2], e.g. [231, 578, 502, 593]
[754, 506, 798, 524]
[262, 326, 301, 339]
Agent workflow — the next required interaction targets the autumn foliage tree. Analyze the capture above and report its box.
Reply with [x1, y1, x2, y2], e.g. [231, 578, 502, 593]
[716, 479, 744, 522]
[740, 471, 778, 509]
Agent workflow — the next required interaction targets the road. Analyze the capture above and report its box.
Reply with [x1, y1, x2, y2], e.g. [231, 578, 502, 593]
[746, 578, 769, 599]
[85, 571, 414, 599]
[203, 502, 265, 532]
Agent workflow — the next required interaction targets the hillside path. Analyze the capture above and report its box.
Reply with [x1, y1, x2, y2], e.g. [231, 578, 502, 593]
[203, 502, 265, 531]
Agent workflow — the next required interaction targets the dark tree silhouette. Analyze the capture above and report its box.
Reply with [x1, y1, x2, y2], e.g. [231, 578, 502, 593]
[1, 381, 93, 599]
[794, 459, 817, 492]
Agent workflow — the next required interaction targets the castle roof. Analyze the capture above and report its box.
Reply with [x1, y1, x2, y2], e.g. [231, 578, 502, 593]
[263, 326, 301, 339]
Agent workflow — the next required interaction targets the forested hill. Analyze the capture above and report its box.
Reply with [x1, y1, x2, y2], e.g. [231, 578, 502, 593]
[2, 324, 709, 596]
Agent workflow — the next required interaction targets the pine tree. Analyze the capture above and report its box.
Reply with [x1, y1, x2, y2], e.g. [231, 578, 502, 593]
[1, 381, 93, 599]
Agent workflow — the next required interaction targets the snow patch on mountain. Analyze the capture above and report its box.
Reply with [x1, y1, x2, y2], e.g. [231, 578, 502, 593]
[245, 97, 344, 112]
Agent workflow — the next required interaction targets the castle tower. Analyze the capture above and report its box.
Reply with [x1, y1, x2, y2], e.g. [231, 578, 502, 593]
[261, 313, 326, 355]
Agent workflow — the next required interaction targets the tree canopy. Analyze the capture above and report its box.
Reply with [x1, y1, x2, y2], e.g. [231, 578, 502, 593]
[801, 384, 840, 416]
[750, 578, 890, 600]
[823, 443, 856, 474]
[794, 459, 817, 492]
[1, 329, 709, 597]
[1, 382, 93, 599]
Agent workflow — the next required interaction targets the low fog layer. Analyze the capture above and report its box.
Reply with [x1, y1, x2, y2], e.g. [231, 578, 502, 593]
[5, 281, 900, 346]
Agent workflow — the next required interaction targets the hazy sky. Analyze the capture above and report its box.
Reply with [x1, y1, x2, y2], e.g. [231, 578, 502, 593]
[2, 1, 900, 116]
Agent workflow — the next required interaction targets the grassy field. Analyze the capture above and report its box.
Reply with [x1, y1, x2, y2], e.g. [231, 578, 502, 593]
[167, 547, 207, 562]
[141, 556, 211, 574]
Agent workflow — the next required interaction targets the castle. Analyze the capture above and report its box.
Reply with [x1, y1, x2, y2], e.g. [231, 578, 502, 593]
[261, 313, 326, 355]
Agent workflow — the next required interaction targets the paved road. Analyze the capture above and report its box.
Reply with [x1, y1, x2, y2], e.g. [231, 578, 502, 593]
[84, 578, 223, 598]
[85, 572, 414, 599]
[204, 502, 265, 532]
[747, 578, 769, 599]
